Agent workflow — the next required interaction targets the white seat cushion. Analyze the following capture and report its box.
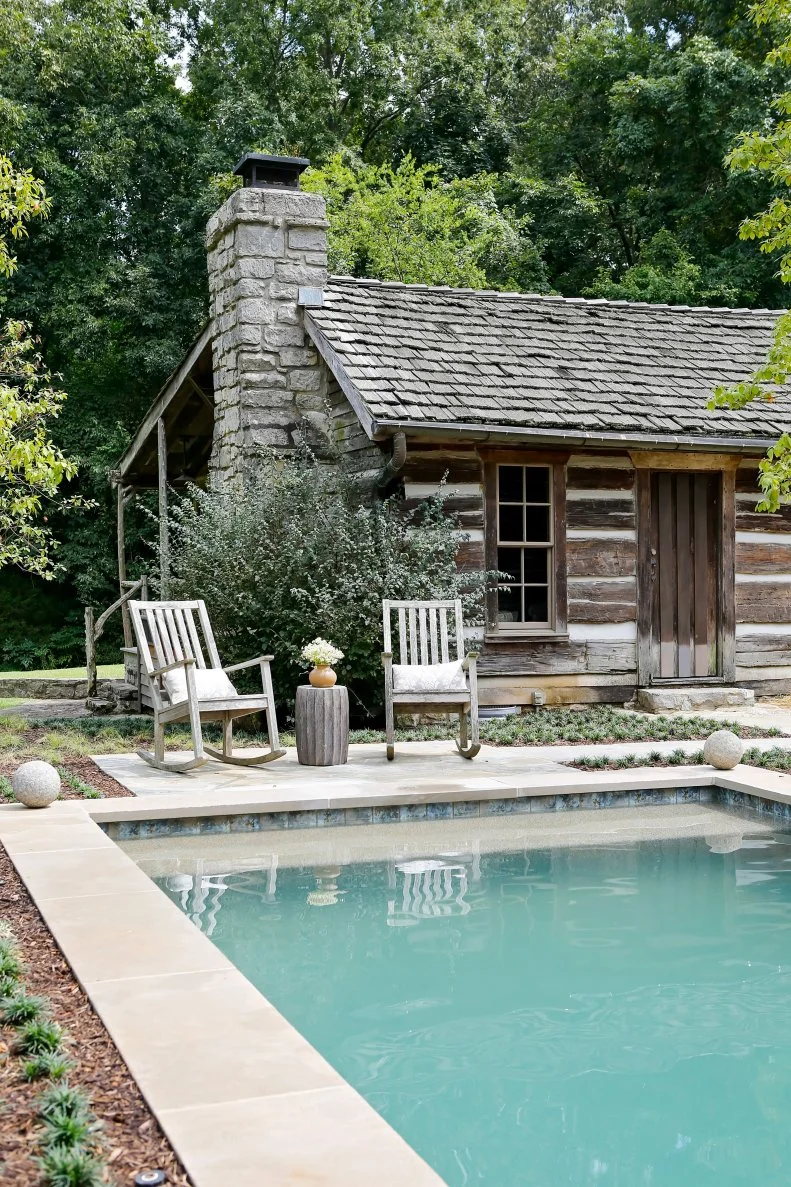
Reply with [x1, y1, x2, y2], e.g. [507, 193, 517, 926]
[392, 660, 467, 693]
[162, 666, 238, 704]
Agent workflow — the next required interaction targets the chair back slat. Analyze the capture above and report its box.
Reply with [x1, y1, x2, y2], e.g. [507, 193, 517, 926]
[163, 607, 184, 661]
[382, 600, 392, 654]
[397, 608, 408, 664]
[154, 608, 176, 666]
[428, 609, 439, 664]
[418, 607, 428, 663]
[182, 608, 207, 668]
[171, 607, 197, 664]
[382, 599, 465, 667]
[144, 608, 168, 671]
[408, 607, 418, 664]
[439, 608, 450, 662]
[453, 598, 464, 661]
[197, 601, 223, 668]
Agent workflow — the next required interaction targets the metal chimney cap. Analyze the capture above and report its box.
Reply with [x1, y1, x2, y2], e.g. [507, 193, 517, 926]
[233, 153, 311, 190]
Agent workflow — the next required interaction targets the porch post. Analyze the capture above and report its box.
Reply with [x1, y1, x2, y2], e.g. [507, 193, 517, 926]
[115, 479, 134, 647]
[158, 417, 169, 598]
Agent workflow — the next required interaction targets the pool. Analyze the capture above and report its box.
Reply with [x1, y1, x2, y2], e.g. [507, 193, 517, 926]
[150, 813, 791, 1186]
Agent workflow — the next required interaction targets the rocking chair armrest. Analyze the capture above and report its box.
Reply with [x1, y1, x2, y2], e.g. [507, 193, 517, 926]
[381, 652, 393, 668]
[223, 655, 275, 674]
[150, 657, 195, 679]
[462, 652, 479, 671]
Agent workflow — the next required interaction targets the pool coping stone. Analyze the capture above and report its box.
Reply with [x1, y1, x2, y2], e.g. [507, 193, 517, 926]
[2, 762, 791, 1186]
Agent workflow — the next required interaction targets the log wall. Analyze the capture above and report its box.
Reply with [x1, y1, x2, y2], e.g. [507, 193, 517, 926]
[735, 461, 791, 694]
[375, 438, 791, 703]
[326, 377, 386, 478]
[402, 445, 639, 706]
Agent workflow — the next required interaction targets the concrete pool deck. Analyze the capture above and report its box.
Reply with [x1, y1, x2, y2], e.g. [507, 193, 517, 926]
[93, 734, 791, 804]
[4, 760, 791, 1186]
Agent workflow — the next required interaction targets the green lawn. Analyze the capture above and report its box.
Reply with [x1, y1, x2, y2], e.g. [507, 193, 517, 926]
[0, 664, 124, 681]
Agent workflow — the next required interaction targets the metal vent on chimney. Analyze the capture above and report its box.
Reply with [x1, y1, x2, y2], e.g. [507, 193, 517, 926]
[233, 153, 310, 190]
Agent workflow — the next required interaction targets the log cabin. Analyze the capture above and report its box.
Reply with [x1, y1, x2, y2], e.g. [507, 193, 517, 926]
[116, 154, 791, 711]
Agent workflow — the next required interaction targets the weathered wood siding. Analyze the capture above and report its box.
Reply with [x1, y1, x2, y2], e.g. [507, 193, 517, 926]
[402, 445, 639, 705]
[735, 461, 791, 693]
[326, 375, 385, 477]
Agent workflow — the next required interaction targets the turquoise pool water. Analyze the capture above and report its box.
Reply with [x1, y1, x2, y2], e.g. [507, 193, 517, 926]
[157, 832, 791, 1186]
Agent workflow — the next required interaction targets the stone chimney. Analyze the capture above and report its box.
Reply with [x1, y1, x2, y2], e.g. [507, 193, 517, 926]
[205, 153, 329, 486]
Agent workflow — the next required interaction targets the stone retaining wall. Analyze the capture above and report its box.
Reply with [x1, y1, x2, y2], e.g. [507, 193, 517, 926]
[0, 678, 115, 700]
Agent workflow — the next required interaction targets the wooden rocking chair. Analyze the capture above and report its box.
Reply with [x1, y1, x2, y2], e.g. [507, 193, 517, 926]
[129, 599, 285, 773]
[381, 598, 480, 761]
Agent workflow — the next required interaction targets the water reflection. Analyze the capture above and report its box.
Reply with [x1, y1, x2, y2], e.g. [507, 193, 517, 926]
[155, 832, 791, 1187]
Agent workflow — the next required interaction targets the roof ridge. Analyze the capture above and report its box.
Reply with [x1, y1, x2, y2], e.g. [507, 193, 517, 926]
[325, 274, 782, 316]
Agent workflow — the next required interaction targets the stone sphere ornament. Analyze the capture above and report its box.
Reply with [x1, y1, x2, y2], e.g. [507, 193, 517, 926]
[703, 729, 744, 771]
[12, 760, 61, 808]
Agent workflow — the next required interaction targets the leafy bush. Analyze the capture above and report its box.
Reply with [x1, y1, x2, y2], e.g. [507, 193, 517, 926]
[166, 452, 489, 720]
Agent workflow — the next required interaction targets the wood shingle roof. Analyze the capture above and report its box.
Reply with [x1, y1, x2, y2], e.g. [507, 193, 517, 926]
[307, 277, 791, 443]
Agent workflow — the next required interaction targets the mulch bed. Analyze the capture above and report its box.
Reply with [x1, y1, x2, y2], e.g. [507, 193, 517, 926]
[0, 843, 191, 1185]
[0, 758, 132, 800]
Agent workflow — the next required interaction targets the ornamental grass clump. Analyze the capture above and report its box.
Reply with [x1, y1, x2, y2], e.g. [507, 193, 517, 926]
[22, 1052, 73, 1082]
[0, 936, 22, 980]
[37, 1147, 105, 1187]
[17, 1017, 64, 1056]
[3, 990, 48, 1025]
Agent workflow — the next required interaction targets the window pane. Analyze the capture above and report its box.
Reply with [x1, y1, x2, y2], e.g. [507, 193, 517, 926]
[497, 585, 522, 622]
[523, 586, 549, 623]
[498, 466, 523, 502]
[524, 505, 550, 542]
[499, 504, 523, 542]
[523, 549, 548, 583]
[497, 547, 522, 583]
[524, 467, 550, 503]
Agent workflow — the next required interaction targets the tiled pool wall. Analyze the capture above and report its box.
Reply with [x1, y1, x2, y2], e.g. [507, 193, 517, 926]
[92, 784, 788, 841]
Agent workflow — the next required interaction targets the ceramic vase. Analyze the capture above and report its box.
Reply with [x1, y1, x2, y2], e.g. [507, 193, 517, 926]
[309, 664, 337, 688]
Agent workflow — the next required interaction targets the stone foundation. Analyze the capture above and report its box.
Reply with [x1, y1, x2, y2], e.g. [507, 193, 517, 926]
[636, 686, 755, 713]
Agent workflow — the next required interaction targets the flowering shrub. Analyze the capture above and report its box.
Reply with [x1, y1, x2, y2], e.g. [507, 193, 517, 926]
[165, 450, 489, 720]
[300, 638, 344, 667]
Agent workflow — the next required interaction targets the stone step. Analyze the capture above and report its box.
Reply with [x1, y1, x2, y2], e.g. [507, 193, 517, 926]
[636, 686, 755, 714]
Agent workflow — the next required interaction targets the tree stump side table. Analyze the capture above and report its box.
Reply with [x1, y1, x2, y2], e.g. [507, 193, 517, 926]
[295, 685, 350, 766]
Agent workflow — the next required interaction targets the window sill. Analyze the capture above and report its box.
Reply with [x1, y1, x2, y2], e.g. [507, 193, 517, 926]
[484, 630, 569, 643]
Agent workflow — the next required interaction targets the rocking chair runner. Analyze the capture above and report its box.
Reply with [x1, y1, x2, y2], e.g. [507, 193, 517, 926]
[381, 598, 481, 761]
[129, 599, 285, 772]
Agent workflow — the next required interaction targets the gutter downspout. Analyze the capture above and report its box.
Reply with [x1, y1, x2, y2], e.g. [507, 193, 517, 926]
[376, 431, 407, 492]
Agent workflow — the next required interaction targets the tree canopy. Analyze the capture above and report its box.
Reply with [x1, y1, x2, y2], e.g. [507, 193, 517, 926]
[0, 155, 80, 578]
[0, 0, 789, 660]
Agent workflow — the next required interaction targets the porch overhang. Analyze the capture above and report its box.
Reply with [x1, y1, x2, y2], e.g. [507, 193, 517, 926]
[115, 325, 215, 489]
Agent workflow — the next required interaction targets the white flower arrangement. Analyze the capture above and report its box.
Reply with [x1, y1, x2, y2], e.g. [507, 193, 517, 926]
[300, 637, 344, 667]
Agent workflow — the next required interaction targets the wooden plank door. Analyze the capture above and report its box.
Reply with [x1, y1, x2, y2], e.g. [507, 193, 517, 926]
[649, 472, 720, 680]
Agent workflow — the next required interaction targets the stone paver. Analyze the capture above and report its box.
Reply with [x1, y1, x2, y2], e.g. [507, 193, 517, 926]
[94, 737, 791, 801]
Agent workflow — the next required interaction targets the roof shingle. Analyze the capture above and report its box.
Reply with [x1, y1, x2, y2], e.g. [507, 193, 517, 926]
[308, 278, 791, 441]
